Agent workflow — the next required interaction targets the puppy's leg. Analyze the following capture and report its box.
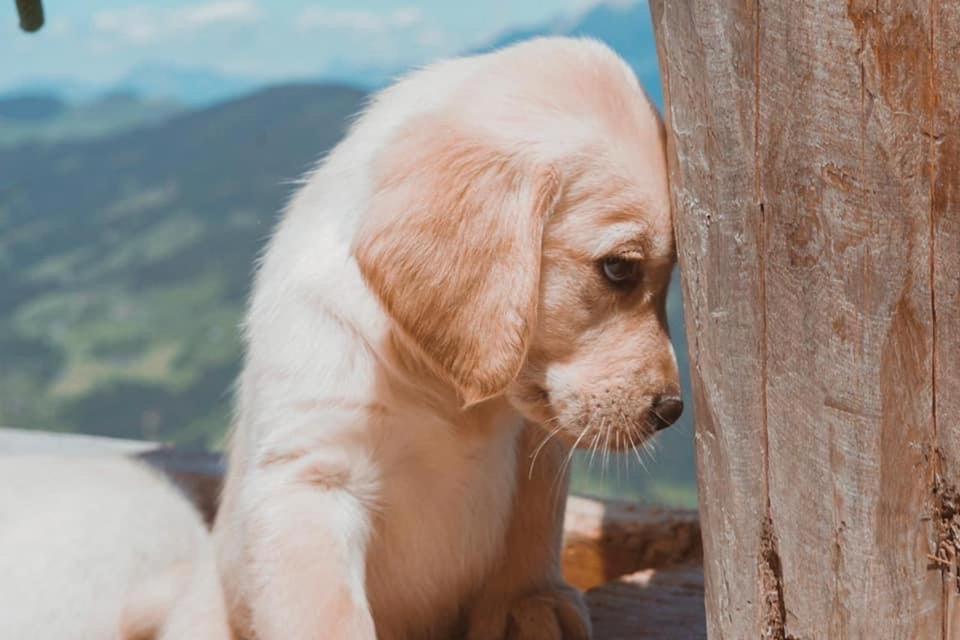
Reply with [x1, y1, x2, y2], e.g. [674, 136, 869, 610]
[466, 422, 590, 640]
[120, 562, 193, 640]
[157, 549, 233, 640]
[231, 444, 378, 640]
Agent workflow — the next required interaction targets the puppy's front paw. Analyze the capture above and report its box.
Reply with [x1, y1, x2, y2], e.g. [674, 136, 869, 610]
[466, 584, 591, 640]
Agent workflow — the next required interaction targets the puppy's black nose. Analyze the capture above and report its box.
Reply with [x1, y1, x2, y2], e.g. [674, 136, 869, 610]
[651, 395, 683, 431]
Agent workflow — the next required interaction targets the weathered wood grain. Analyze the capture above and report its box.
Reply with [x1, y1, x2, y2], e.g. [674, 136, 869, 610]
[650, 3, 769, 639]
[761, 2, 940, 637]
[563, 495, 701, 590]
[933, 2, 960, 635]
[652, 0, 960, 637]
[586, 567, 706, 639]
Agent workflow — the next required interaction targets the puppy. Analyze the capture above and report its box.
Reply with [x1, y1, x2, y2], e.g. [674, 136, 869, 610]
[0, 454, 209, 640]
[214, 37, 680, 640]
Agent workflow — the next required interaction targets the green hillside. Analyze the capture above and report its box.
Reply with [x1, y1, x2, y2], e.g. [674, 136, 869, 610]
[0, 92, 184, 148]
[0, 84, 364, 448]
[0, 80, 697, 508]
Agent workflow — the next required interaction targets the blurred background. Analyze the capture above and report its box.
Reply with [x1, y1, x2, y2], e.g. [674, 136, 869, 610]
[0, 0, 696, 508]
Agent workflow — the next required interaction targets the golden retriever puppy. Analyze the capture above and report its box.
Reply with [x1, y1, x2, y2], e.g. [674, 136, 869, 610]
[0, 454, 209, 640]
[213, 36, 681, 640]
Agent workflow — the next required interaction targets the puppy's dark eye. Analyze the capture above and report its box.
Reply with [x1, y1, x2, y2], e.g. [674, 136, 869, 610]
[600, 257, 641, 287]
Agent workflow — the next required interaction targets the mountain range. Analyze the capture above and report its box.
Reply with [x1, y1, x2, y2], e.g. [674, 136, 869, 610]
[0, 1, 695, 507]
[0, 2, 661, 115]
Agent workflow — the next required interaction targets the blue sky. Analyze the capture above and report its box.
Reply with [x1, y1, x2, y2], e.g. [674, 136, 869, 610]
[0, 0, 608, 91]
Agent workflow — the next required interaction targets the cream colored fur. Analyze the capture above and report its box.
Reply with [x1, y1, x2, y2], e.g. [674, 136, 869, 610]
[0, 454, 208, 640]
[157, 37, 678, 640]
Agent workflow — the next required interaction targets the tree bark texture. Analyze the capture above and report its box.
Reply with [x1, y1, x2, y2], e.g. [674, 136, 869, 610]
[650, 1, 960, 638]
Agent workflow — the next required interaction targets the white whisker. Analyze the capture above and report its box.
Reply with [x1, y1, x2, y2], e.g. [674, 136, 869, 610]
[616, 431, 623, 485]
[528, 420, 568, 479]
[552, 424, 591, 511]
[644, 433, 659, 463]
[630, 433, 648, 473]
[601, 420, 612, 480]
[587, 426, 603, 472]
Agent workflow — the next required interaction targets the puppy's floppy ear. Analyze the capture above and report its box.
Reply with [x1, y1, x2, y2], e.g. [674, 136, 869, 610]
[354, 117, 561, 406]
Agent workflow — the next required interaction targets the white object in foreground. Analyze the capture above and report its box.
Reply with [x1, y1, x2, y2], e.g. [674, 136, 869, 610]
[0, 454, 207, 640]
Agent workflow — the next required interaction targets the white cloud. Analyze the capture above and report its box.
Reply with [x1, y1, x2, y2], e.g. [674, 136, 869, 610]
[93, 1, 261, 44]
[180, 1, 261, 29]
[578, 0, 643, 9]
[297, 7, 424, 33]
[47, 16, 74, 36]
[93, 9, 154, 44]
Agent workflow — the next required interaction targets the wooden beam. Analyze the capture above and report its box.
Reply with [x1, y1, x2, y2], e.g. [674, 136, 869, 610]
[931, 3, 960, 635]
[649, 3, 768, 638]
[563, 495, 701, 590]
[651, 1, 960, 637]
[586, 567, 706, 639]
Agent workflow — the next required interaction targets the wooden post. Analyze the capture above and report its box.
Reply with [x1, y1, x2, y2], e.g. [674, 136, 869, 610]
[650, 2, 959, 638]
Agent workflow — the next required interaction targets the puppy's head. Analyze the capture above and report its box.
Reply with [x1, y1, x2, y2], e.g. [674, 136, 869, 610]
[354, 38, 680, 448]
